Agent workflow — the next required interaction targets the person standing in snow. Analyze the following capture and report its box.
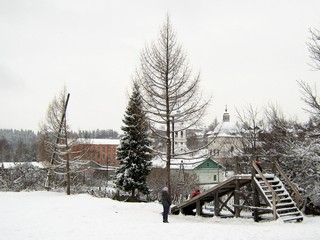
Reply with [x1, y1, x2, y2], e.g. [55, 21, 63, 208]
[161, 186, 171, 223]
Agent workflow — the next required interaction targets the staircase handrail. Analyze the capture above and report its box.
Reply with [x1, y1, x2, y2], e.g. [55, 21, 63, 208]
[274, 161, 303, 207]
[252, 161, 280, 220]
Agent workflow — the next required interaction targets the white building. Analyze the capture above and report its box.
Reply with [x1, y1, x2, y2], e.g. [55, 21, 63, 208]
[172, 120, 188, 154]
[207, 107, 243, 158]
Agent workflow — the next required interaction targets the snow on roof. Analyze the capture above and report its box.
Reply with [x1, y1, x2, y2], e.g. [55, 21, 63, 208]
[208, 121, 241, 138]
[1, 162, 45, 169]
[77, 138, 120, 145]
[152, 155, 207, 170]
[152, 153, 223, 170]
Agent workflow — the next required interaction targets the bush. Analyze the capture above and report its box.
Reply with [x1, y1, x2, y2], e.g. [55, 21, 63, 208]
[0, 163, 47, 191]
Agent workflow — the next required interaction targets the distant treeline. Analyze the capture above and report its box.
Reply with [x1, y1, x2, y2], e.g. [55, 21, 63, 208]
[0, 129, 38, 162]
[0, 128, 119, 162]
[78, 129, 119, 139]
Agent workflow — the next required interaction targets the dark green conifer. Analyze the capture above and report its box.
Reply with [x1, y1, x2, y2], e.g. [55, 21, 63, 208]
[115, 83, 152, 197]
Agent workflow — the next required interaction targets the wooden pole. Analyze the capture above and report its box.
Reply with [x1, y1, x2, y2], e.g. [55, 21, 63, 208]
[234, 179, 240, 217]
[196, 200, 201, 216]
[214, 191, 219, 216]
[251, 155, 260, 222]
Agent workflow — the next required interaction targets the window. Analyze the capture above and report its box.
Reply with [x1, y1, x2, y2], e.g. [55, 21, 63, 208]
[214, 175, 217, 181]
[181, 131, 183, 138]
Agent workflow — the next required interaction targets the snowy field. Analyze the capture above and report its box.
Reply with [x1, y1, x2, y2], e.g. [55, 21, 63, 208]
[0, 191, 319, 240]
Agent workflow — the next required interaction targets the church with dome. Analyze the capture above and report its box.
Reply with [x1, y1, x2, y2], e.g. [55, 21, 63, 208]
[207, 107, 243, 159]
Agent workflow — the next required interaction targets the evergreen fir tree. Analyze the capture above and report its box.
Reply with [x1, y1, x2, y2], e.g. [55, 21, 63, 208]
[115, 83, 152, 197]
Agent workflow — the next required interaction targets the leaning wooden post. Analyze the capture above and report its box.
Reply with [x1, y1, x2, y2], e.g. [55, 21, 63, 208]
[214, 191, 219, 216]
[234, 178, 240, 218]
[272, 156, 277, 174]
[251, 155, 260, 222]
[196, 200, 201, 216]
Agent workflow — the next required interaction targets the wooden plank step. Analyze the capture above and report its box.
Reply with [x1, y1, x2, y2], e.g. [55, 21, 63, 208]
[276, 202, 294, 207]
[277, 207, 298, 213]
[268, 189, 283, 194]
[279, 211, 301, 217]
[261, 185, 282, 190]
[264, 189, 284, 194]
[259, 180, 280, 185]
[267, 194, 289, 199]
[282, 216, 303, 222]
[278, 198, 293, 203]
[277, 192, 289, 197]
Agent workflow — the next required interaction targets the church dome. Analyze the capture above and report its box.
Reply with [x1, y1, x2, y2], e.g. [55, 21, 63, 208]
[213, 121, 239, 137]
[211, 106, 240, 137]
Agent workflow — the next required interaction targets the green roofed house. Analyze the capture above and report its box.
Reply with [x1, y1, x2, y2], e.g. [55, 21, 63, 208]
[152, 155, 226, 190]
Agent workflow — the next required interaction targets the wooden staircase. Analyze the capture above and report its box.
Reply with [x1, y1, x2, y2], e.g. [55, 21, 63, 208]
[171, 157, 304, 223]
[254, 174, 303, 222]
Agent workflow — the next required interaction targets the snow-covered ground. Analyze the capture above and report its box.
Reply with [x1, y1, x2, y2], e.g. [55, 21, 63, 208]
[0, 191, 319, 240]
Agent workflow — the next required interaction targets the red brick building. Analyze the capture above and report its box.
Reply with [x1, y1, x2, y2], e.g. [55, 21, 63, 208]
[73, 139, 120, 166]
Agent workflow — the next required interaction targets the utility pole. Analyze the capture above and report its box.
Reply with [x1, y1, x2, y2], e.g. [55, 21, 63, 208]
[171, 116, 175, 155]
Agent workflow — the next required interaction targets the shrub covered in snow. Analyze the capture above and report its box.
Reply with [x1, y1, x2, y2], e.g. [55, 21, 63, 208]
[0, 163, 46, 191]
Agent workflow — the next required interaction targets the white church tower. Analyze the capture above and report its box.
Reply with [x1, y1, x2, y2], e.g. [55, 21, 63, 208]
[172, 118, 188, 154]
[207, 106, 242, 158]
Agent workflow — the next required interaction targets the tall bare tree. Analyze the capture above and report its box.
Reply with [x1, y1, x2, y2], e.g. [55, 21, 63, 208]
[41, 87, 85, 195]
[135, 16, 210, 193]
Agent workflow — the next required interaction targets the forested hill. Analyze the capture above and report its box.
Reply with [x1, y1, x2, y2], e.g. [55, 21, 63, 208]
[0, 129, 37, 144]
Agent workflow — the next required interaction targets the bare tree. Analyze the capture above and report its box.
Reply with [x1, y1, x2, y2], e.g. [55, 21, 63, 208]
[263, 103, 292, 155]
[41, 87, 86, 195]
[236, 104, 264, 155]
[146, 168, 197, 203]
[307, 28, 320, 70]
[298, 80, 320, 117]
[136, 16, 211, 193]
[298, 28, 320, 118]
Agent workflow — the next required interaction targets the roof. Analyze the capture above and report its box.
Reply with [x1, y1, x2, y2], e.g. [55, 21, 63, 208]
[1, 162, 45, 169]
[152, 155, 225, 170]
[208, 121, 241, 138]
[77, 138, 120, 145]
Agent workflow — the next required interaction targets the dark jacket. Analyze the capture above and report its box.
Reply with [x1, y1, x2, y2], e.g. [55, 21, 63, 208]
[162, 190, 171, 206]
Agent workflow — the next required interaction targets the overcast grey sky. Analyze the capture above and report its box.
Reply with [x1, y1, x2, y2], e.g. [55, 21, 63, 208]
[1, 0, 320, 133]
